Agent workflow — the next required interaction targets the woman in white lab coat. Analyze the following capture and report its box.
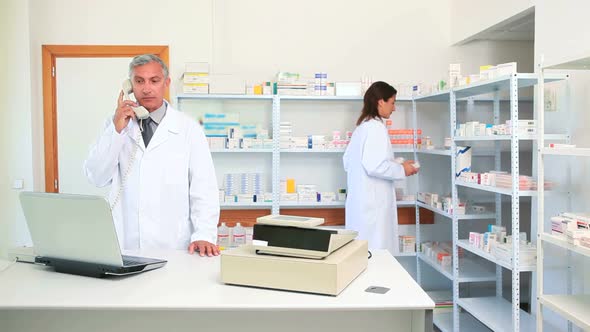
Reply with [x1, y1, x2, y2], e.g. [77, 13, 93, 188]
[343, 81, 418, 254]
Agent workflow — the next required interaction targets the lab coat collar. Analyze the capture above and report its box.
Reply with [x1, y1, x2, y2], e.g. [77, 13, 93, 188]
[127, 100, 180, 151]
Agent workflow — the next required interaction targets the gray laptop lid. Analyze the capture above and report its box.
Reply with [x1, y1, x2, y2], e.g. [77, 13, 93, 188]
[19, 192, 124, 266]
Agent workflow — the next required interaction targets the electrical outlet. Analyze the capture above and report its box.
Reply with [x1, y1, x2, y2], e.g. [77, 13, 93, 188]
[12, 179, 24, 189]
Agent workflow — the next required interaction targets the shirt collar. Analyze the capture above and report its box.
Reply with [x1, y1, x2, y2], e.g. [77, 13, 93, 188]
[149, 101, 167, 124]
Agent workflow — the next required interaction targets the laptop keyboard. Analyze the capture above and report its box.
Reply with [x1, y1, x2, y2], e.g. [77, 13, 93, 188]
[122, 255, 161, 266]
[123, 258, 143, 266]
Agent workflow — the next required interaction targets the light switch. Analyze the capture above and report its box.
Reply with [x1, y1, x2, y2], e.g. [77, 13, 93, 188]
[12, 179, 24, 189]
[545, 87, 557, 112]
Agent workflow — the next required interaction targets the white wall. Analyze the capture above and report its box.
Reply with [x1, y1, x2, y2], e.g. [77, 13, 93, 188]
[0, 0, 34, 255]
[450, 0, 534, 45]
[211, 0, 452, 85]
[535, 0, 590, 68]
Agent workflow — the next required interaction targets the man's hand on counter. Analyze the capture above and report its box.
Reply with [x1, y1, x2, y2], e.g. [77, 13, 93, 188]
[188, 240, 220, 257]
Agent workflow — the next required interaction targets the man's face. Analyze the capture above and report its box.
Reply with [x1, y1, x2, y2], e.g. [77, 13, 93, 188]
[131, 61, 170, 112]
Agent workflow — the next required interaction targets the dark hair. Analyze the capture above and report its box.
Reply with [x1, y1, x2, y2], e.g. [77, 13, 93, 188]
[356, 81, 397, 126]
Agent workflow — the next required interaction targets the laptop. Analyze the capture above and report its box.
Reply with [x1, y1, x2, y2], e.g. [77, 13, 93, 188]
[19, 191, 167, 278]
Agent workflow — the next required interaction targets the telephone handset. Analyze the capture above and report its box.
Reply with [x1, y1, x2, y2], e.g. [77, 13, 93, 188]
[122, 79, 150, 120]
[111, 80, 149, 210]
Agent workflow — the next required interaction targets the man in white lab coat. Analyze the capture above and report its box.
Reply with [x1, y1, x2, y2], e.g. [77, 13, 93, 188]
[84, 54, 220, 256]
[343, 81, 418, 255]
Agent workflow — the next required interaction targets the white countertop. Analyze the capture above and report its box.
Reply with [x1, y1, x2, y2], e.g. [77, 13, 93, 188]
[0, 249, 434, 311]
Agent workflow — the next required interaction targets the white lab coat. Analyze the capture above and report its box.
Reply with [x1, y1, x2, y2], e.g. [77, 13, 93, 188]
[84, 102, 220, 250]
[343, 118, 405, 254]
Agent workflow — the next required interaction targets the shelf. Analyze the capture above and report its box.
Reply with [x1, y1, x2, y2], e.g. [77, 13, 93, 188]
[456, 181, 537, 196]
[279, 95, 363, 101]
[541, 233, 590, 259]
[394, 252, 417, 257]
[417, 201, 495, 220]
[455, 134, 569, 142]
[396, 200, 416, 207]
[391, 148, 415, 153]
[539, 294, 590, 331]
[457, 296, 535, 332]
[211, 149, 272, 153]
[418, 253, 496, 282]
[433, 311, 491, 332]
[456, 213, 497, 221]
[416, 149, 452, 156]
[417, 202, 453, 219]
[280, 202, 345, 208]
[542, 147, 590, 157]
[177, 94, 273, 100]
[280, 148, 414, 153]
[456, 240, 536, 271]
[281, 148, 346, 153]
[455, 135, 536, 141]
[220, 202, 272, 210]
[280, 95, 414, 102]
[453, 73, 568, 99]
[413, 90, 451, 102]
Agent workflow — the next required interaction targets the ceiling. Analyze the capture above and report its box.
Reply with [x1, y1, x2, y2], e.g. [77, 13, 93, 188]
[458, 7, 535, 44]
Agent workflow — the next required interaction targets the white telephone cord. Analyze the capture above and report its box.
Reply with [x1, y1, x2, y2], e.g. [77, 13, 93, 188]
[110, 120, 143, 210]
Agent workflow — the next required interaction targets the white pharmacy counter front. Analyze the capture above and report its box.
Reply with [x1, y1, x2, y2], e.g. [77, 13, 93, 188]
[0, 249, 434, 332]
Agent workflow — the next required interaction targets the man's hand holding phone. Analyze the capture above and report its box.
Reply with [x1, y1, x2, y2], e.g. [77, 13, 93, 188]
[114, 90, 139, 133]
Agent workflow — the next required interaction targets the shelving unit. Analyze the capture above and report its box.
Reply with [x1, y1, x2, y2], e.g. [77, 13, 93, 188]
[433, 311, 491, 332]
[457, 239, 536, 271]
[175, 94, 415, 222]
[412, 72, 568, 332]
[418, 252, 496, 283]
[537, 56, 588, 332]
[456, 297, 536, 332]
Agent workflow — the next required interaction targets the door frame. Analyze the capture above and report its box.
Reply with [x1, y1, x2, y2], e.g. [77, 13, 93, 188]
[42, 45, 169, 192]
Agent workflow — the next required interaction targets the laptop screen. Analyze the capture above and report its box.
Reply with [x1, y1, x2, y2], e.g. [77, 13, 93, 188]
[19, 192, 124, 266]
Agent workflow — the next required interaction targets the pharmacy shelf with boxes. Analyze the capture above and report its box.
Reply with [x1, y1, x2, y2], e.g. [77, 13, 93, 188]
[177, 67, 422, 214]
[537, 59, 590, 332]
[180, 62, 415, 99]
[410, 61, 569, 332]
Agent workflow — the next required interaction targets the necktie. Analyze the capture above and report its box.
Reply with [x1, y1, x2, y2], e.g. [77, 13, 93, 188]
[141, 118, 154, 147]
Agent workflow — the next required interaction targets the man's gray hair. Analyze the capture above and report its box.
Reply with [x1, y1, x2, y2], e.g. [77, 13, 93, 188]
[129, 54, 169, 79]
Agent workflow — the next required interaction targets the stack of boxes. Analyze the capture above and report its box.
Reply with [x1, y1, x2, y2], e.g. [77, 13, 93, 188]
[458, 170, 554, 191]
[468, 225, 537, 267]
[221, 173, 270, 204]
[276, 72, 309, 96]
[506, 120, 536, 136]
[203, 113, 271, 150]
[448, 64, 461, 88]
[456, 120, 536, 137]
[399, 236, 416, 253]
[297, 184, 318, 203]
[551, 212, 590, 249]
[278, 123, 352, 150]
[421, 241, 464, 268]
[279, 122, 293, 149]
[182, 62, 209, 94]
[418, 192, 466, 215]
[278, 177, 339, 204]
